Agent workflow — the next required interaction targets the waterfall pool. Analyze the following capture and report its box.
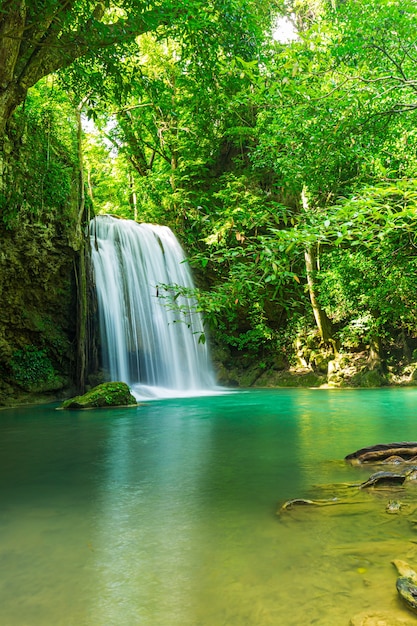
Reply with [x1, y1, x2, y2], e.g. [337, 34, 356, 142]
[1, 388, 417, 625]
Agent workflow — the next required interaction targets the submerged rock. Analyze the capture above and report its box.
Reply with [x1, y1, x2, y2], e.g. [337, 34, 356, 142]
[386, 500, 403, 514]
[350, 610, 415, 625]
[358, 470, 411, 489]
[61, 382, 137, 409]
[392, 560, 417, 616]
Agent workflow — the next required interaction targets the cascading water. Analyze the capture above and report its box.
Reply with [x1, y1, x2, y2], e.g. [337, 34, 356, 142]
[90, 215, 217, 400]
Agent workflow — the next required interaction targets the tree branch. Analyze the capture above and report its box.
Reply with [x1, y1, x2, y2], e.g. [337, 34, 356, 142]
[0, 0, 25, 88]
[14, 0, 78, 79]
[370, 41, 417, 95]
[1, 3, 173, 93]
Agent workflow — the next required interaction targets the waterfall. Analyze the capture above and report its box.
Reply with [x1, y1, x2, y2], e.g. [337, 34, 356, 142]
[90, 215, 217, 400]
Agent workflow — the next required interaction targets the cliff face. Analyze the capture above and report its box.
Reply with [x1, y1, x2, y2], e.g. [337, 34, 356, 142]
[0, 86, 91, 406]
[0, 217, 78, 405]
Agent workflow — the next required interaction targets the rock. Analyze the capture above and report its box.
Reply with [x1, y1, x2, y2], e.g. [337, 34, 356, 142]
[61, 382, 137, 409]
[386, 500, 403, 514]
[310, 350, 332, 374]
[392, 559, 417, 615]
[255, 368, 326, 388]
[0, 218, 77, 405]
[358, 471, 409, 489]
[352, 368, 387, 388]
[350, 610, 416, 625]
[272, 354, 286, 371]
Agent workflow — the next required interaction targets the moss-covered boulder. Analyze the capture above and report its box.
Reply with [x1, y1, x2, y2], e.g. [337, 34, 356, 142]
[351, 367, 387, 388]
[61, 382, 137, 409]
[255, 368, 326, 388]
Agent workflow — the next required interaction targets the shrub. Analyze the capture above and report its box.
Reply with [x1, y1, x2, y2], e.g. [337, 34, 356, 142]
[9, 345, 59, 391]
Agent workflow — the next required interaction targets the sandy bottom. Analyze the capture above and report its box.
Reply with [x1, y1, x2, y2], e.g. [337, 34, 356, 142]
[1, 482, 417, 625]
[2, 389, 417, 625]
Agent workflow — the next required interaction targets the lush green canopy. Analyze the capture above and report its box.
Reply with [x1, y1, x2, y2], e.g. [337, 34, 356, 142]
[4, 0, 417, 380]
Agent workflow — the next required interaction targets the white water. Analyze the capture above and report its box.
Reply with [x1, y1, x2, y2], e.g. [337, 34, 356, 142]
[90, 216, 217, 400]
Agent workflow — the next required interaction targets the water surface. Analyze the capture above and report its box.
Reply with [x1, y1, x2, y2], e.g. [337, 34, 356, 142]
[1, 388, 417, 625]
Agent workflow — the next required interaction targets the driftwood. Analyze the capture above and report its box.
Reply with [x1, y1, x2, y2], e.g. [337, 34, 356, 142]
[345, 442, 417, 465]
[279, 444, 417, 519]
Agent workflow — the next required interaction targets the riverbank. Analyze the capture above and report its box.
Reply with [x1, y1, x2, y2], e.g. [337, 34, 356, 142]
[0, 385, 75, 410]
[215, 349, 417, 390]
[2, 349, 417, 409]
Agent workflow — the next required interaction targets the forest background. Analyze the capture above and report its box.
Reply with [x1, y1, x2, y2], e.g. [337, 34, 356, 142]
[1, 0, 417, 404]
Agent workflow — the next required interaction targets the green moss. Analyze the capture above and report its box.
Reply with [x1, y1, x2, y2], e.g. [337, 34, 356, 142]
[9, 345, 62, 392]
[61, 382, 137, 409]
[352, 369, 387, 388]
[255, 369, 326, 388]
[276, 371, 326, 387]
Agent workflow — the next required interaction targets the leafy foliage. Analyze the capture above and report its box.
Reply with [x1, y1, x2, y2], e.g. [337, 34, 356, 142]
[75, 0, 417, 366]
[9, 345, 59, 392]
[6, 0, 417, 382]
[1, 80, 77, 227]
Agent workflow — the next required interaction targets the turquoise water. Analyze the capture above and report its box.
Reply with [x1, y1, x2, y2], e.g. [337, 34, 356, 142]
[1, 388, 417, 625]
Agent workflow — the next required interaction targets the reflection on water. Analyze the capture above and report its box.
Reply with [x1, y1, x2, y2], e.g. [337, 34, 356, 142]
[1, 389, 417, 624]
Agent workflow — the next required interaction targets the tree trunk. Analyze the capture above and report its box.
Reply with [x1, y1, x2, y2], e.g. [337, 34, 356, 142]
[75, 104, 88, 392]
[368, 334, 382, 370]
[0, 0, 26, 139]
[0, 85, 26, 194]
[0, 85, 25, 137]
[304, 244, 333, 345]
[129, 170, 138, 220]
[76, 106, 86, 236]
[0, 2, 171, 143]
[75, 244, 88, 393]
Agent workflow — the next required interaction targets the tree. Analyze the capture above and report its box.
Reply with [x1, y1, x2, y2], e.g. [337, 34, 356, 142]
[0, 0, 273, 137]
[318, 180, 417, 352]
[55, 0, 275, 222]
[248, 0, 417, 350]
[1, 1, 123, 135]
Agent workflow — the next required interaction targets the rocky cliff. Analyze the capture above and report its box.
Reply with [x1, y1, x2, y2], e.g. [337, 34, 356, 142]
[0, 216, 79, 405]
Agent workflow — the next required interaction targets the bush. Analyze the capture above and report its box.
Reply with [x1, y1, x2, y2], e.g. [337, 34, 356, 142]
[9, 345, 60, 391]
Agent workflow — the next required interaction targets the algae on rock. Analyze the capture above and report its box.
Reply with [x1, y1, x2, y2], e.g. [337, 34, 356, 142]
[61, 382, 137, 409]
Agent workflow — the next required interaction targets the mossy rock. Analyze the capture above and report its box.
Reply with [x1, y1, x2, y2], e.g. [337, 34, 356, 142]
[352, 368, 387, 388]
[61, 382, 137, 410]
[255, 369, 326, 388]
